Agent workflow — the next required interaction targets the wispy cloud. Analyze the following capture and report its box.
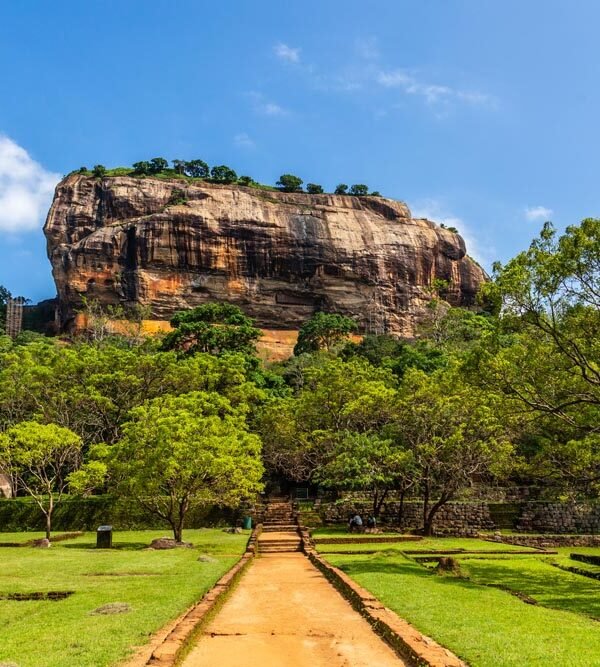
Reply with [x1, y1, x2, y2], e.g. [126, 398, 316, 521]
[233, 133, 255, 149]
[377, 69, 492, 107]
[274, 42, 300, 63]
[411, 198, 494, 269]
[247, 91, 289, 117]
[524, 205, 553, 221]
[0, 135, 60, 234]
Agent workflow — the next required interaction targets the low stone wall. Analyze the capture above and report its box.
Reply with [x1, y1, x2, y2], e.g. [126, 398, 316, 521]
[499, 534, 600, 548]
[319, 500, 494, 537]
[516, 502, 600, 534]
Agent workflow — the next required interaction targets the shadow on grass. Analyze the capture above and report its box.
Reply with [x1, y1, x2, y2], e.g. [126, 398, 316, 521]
[62, 542, 150, 551]
[462, 558, 600, 618]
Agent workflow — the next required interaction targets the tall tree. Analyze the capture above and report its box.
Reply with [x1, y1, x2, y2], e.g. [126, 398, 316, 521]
[276, 174, 303, 192]
[104, 392, 263, 542]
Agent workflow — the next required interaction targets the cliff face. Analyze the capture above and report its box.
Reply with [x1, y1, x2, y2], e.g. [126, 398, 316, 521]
[44, 175, 487, 336]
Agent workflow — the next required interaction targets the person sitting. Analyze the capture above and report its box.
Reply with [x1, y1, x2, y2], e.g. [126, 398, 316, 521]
[366, 515, 377, 532]
[349, 514, 363, 533]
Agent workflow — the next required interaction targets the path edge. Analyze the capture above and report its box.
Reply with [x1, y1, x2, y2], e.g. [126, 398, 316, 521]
[301, 531, 467, 667]
[124, 525, 261, 667]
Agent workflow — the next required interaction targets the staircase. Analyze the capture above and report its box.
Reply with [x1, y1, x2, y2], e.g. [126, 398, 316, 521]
[258, 497, 302, 554]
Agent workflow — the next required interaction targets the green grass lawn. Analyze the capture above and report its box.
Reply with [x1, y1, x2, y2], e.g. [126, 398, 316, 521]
[325, 545, 600, 667]
[315, 534, 540, 553]
[0, 529, 248, 667]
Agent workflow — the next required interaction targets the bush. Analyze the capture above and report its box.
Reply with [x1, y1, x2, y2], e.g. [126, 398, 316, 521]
[92, 164, 107, 178]
[0, 496, 240, 532]
[306, 183, 324, 194]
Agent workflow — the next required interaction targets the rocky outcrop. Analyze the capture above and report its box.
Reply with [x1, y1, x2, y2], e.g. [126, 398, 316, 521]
[44, 175, 487, 336]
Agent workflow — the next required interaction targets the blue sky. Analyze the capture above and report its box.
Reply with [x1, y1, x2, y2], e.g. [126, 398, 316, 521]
[1, 0, 599, 301]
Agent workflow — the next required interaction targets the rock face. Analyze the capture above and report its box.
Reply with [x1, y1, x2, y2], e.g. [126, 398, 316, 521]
[44, 175, 487, 336]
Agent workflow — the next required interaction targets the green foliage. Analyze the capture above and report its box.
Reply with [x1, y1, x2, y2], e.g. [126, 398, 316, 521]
[276, 174, 304, 192]
[306, 183, 324, 194]
[334, 183, 349, 194]
[104, 391, 263, 540]
[168, 188, 188, 206]
[185, 159, 210, 178]
[0, 421, 82, 538]
[148, 157, 169, 174]
[163, 303, 262, 356]
[349, 183, 369, 196]
[91, 164, 107, 178]
[294, 312, 358, 355]
[132, 160, 151, 175]
[210, 164, 237, 183]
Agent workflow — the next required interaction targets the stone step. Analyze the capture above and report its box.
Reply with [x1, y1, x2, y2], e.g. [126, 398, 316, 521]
[262, 525, 298, 532]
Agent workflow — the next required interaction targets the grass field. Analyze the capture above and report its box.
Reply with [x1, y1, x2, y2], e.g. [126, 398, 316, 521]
[0, 529, 248, 667]
[324, 537, 600, 667]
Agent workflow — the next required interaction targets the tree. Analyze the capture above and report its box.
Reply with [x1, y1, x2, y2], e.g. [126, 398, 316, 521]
[315, 432, 414, 517]
[149, 157, 169, 174]
[294, 312, 357, 355]
[276, 174, 303, 192]
[370, 191, 381, 197]
[210, 165, 237, 183]
[238, 175, 255, 186]
[306, 183, 324, 194]
[92, 164, 107, 178]
[106, 392, 263, 542]
[0, 285, 10, 335]
[132, 161, 151, 176]
[0, 422, 82, 539]
[186, 160, 210, 178]
[172, 159, 187, 175]
[395, 368, 513, 535]
[334, 184, 348, 195]
[162, 303, 262, 356]
[349, 184, 369, 196]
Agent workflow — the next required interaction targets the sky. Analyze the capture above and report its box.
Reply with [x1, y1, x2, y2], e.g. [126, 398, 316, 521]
[1, 0, 600, 301]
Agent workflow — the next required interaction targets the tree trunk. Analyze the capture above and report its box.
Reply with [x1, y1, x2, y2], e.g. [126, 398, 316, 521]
[373, 489, 388, 518]
[424, 495, 451, 537]
[422, 479, 430, 535]
[398, 489, 406, 527]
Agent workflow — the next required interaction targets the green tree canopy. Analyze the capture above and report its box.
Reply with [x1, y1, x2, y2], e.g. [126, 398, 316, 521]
[306, 183, 324, 194]
[210, 165, 237, 183]
[276, 174, 303, 192]
[162, 303, 262, 356]
[334, 184, 348, 195]
[103, 391, 263, 541]
[349, 184, 369, 196]
[294, 312, 357, 355]
[0, 421, 82, 539]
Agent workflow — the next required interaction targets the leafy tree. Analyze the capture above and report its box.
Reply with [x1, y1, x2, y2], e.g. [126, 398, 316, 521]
[306, 183, 324, 194]
[77, 166, 88, 174]
[0, 285, 10, 335]
[210, 165, 238, 183]
[186, 159, 210, 178]
[334, 184, 348, 195]
[315, 432, 414, 517]
[349, 184, 369, 196]
[238, 175, 255, 186]
[104, 391, 263, 541]
[132, 161, 151, 176]
[92, 164, 107, 178]
[0, 422, 82, 539]
[149, 157, 169, 174]
[294, 312, 357, 355]
[276, 174, 303, 192]
[162, 303, 262, 356]
[370, 191, 381, 197]
[172, 159, 187, 175]
[394, 368, 513, 535]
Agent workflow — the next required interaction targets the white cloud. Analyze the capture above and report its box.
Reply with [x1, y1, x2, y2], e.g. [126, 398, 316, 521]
[524, 205, 553, 221]
[0, 135, 60, 233]
[377, 69, 492, 107]
[247, 91, 289, 117]
[274, 42, 300, 63]
[411, 199, 494, 269]
[233, 133, 255, 149]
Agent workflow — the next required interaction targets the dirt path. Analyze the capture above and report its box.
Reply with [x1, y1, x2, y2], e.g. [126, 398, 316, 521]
[181, 552, 406, 667]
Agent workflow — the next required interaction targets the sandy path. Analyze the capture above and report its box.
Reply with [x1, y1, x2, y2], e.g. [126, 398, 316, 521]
[181, 552, 406, 667]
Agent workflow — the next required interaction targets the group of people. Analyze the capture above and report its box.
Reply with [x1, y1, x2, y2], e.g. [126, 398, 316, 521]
[347, 513, 377, 533]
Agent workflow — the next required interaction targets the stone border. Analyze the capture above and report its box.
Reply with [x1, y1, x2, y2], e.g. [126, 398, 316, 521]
[314, 535, 423, 545]
[300, 531, 466, 667]
[125, 525, 261, 667]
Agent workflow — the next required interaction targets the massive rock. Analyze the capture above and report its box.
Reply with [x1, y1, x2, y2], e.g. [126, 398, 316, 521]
[44, 175, 487, 336]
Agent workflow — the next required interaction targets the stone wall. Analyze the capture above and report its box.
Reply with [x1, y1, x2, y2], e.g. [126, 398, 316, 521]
[317, 500, 494, 537]
[516, 502, 600, 534]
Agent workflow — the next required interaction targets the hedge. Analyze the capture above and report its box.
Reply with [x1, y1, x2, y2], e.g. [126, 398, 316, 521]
[0, 496, 241, 532]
